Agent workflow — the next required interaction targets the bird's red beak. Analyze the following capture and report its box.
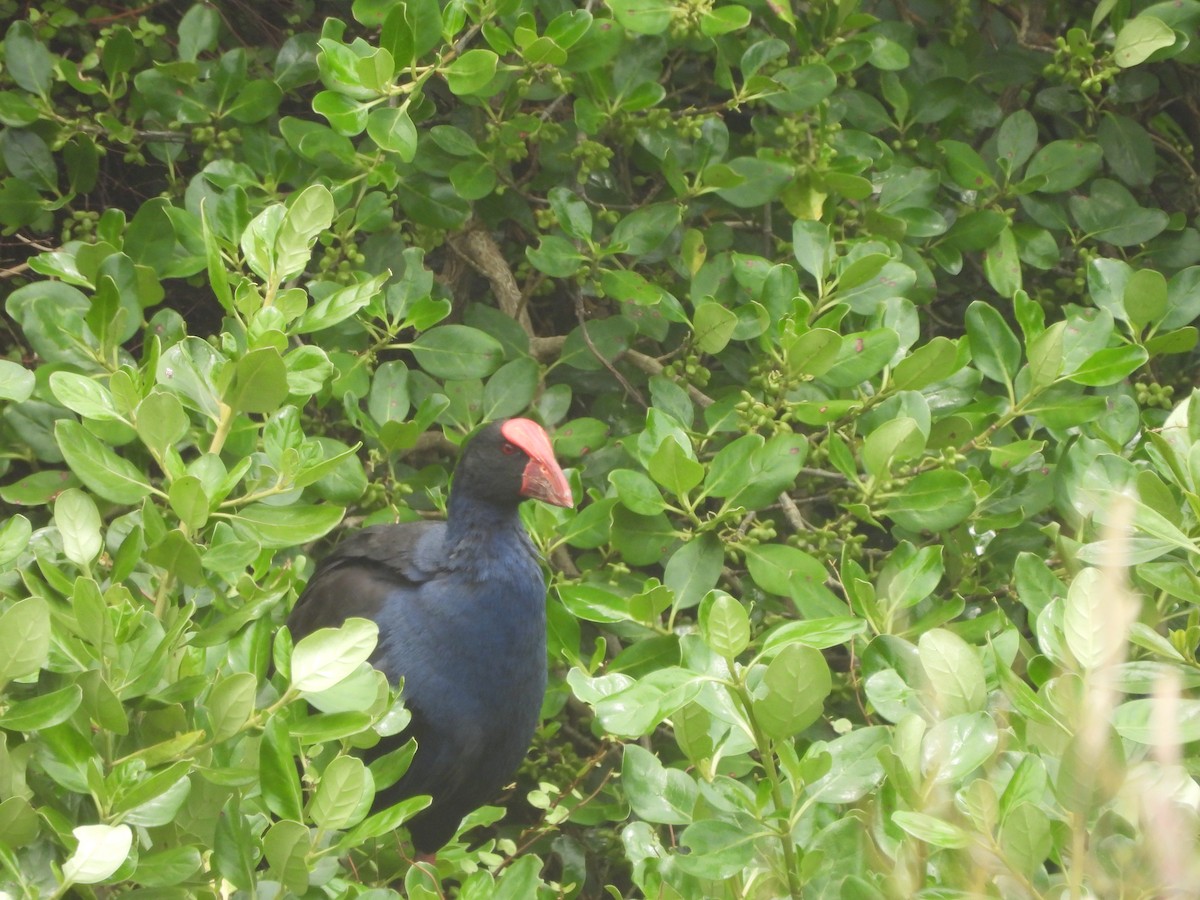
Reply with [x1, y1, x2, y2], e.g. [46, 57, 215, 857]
[501, 418, 575, 508]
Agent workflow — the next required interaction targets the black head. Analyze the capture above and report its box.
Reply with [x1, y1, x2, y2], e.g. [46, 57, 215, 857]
[450, 418, 573, 511]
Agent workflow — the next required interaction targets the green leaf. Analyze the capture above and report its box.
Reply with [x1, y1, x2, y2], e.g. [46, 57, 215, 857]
[609, 468, 666, 515]
[0, 596, 50, 685]
[410, 325, 505, 379]
[754, 643, 831, 739]
[919, 629, 986, 716]
[225, 347, 289, 414]
[54, 488, 102, 568]
[55, 420, 154, 505]
[1112, 698, 1200, 743]
[663, 532, 723, 611]
[893, 811, 971, 849]
[984, 226, 1021, 297]
[996, 109, 1038, 173]
[1123, 267, 1169, 332]
[4, 21, 54, 96]
[891, 337, 961, 390]
[1025, 140, 1103, 192]
[820, 328, 901, 388]
[692, 302, 738, 354]
[276, 184, 335, 281]
[367, 106, 417, 161]
[883, 469, 975, 532]
[1067, 345, 1148, 386]
[1113, 14, 1177, 67]
[310, 754, 372, 829]
[62, 824, 132, 885]
[228, 503, 343, 549]
[291, 618, 379, 694]
[608, 0, 672, 34]
[1070, 179, 1168, 246]
[863, 417, 926, 479]
[648, 436, 703, 496]
[443, 49, 498, 95]
[938, 140, 995, 191]
[0, 359, 34, 402]
[699, 590, 750, 659]
[966, 300, 1021, 385]
[0, 514, 32, 569]
[744, 542, 827, 599]
[621, 744, 697, 825]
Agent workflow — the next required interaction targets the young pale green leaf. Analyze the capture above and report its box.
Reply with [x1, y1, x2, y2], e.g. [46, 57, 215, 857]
[999, 802, 1052, 875]
[274, 184, 335, 282]
[1112, 698, 1200, 744]
[753, 642, 831, 739]
[919, 629, 987, 716]
[0, 513, 31, 569]
[54, 488, 102, 568]
[291, 617, 379, 694]
[921, 712, 999, 785]
[55, 420, 154, 505]
[0, 359, 34, 402]
[699, 590, 750, 660]
[309, 754, 373, 829]
[63, 824, 132, 885]
[226, 503, 344, 549]
[262, 820, 310, 894]
[207, 672, 258, 743]
[1063, 566, 1125, 670]
[892, 811, 971, 849]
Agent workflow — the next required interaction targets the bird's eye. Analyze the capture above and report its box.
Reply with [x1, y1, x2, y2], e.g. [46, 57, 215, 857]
[501, 442, 518, 455]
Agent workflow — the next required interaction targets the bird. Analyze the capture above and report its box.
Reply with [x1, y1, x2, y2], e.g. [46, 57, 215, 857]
[287, 417, 574, 852]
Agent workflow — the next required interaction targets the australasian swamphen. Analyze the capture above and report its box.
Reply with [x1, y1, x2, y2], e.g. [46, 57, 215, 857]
[287, 418, 574, 852]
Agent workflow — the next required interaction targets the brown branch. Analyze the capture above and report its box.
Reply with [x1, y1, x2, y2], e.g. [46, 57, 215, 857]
[623, 348, 714, 408]
[447, 226, 533, 334]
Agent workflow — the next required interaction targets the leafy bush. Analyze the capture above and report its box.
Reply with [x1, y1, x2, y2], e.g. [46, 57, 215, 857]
[2, 0, 1200, 896]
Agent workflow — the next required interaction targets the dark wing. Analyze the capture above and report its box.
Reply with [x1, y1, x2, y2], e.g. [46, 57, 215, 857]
[287, 522, 444, 654]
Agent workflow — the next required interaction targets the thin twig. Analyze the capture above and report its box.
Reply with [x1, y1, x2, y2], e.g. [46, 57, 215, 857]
[573, 292, 647, 407]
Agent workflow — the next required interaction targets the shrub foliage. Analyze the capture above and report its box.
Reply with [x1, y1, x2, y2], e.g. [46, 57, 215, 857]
[2, 0, 1200, 896]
